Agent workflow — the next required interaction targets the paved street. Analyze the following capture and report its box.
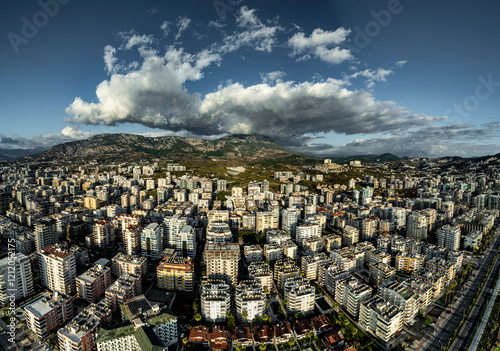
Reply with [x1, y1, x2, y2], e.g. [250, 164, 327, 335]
[423, 227, 500, 350]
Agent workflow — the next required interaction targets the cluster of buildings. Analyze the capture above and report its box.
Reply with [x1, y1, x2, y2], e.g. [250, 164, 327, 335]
[0, 157, 498, 349]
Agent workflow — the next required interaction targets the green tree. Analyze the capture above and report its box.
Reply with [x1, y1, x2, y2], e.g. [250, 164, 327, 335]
[307, 329, 314, 342]
[419, 308, 425, 317]
[194, 313, 202, 322]
[259, 343, 267, 351]
[288, 338, 295, 348]
[227, 312, 236, 330]
[235, 343, 245, 351]
[262, 313, 269, 322]
[425, 316, 432, 326]
[182, 337, 188, 350]
[242, 310, 248, 320]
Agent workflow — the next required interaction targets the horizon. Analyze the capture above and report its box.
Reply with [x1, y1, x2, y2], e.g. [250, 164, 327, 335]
[1, 0, 499, 158]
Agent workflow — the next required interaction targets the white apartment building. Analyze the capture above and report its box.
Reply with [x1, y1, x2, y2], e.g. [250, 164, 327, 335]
[0, 252, 33, 303]
[38, 245, 76, 295]
[235, 280, 266, 322]
[201, 280, 231, 322]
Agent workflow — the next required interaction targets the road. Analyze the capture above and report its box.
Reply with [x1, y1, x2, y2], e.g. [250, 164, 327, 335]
[424, 227, 500, 350]
[468, 264, 500, 351]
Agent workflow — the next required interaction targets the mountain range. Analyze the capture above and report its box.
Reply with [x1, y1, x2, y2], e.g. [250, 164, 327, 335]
[28, 133, 303, 163]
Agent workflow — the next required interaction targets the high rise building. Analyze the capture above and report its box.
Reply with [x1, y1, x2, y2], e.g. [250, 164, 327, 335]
[281, 208, 300, 238]
[436, 225, 461, 251]
[406, 212, 428, 241]
[157, 253, 194, 292]
[38, 245, 76, 295]
[93, 220, 114, 248]
[204, 243, 240, 285]
[58, 301, 112, 351]
[206, 222, 232, 244]
[164, 214, 187, 249]
[359, 295, 402, 343]
[235, 280, 266, 322]
[200, 279, 231, 322]
[342, 225, 359, 246]
[141, 223, 164, 259]
[256, 212, 279, 233]
[105, 273, 142, 313]
[123, 225, 141, 255]
[0, 252, 33, 303]
[284, 276, 315, 316]
[335, 277, 372, 318]
[23, 292, 74, 339]
[111, 253, 147, 279]
[76, 263, 112, 303]
[34, 218, 57, 251]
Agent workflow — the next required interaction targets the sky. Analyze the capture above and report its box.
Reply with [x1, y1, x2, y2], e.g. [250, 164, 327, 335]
[1, 0, 500, 158]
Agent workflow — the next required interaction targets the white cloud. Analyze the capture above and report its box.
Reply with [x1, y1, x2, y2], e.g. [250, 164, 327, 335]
[347, 68, 394, 89]
[395, 60, 407, 68]
[103, 45, 117, 74]
[175, 16, 191, 40]
[0, 125, 94, 149]
[161, 21, 170, 36]
[288, 28, 352, 64]
[219, 6, 282, 53]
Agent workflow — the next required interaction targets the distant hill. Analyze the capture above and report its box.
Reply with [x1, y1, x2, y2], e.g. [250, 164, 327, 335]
[0, 147, 47, 160]
[327, 153, 408, 165]
[33, 133, 304, 163]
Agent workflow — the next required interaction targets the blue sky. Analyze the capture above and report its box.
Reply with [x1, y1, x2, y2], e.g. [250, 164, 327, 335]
[1, 0, 500, 157]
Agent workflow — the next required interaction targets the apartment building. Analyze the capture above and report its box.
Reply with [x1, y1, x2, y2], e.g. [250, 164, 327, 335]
[38, 245, 76, 295]
[204, 243, 240, 285]
[200, 279, 231, 322]
[156, 254, 194, 292]
[235, 280, 266, 322]
[58, 301, 112, 351]
[335, 277, 372, 318]
[274, 258, 300, 290]
[76, 263, 112, 303]
[0, 252, 33, 303]
[359, 295, 402, 343]
[105, 273, 141, 313]
[23, 292, 74, 339]
[248, 261, 273, 292]
[284, 276, 315, 316]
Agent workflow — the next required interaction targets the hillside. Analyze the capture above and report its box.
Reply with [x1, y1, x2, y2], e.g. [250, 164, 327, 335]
[33, 133, 306, 164]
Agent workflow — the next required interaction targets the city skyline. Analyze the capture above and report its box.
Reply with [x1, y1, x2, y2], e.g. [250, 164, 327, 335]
[1, 0, 500, 157]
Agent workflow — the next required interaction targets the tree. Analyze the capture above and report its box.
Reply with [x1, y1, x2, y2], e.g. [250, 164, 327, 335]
[259, 343, 267, 351]
[294, 313, 300, 320]
[307, 329, 314, 343]
[194, 313, 202, 322]
[182, 337, 188, 350]
[262, 313, 269, 322]
[288, 338, 295, 348]
[425, 316, 432, 326]
[419, 308, 426, 317]
[227, 312, 236, 330]
[255, 315, 261, 323]
[193, 299, 200, 313]
[235, 344, 245, 351]
[242, 310, 248, 320]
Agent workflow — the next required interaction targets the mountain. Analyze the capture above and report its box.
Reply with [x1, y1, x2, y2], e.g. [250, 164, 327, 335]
[0, 147, 48, 160]
[32, 133, 304, 163]
[326, 153, 408, 165]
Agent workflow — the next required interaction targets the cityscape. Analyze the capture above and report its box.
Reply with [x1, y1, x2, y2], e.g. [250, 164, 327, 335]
[1, 150, 500, 351]
[1, 1, 500, 351]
